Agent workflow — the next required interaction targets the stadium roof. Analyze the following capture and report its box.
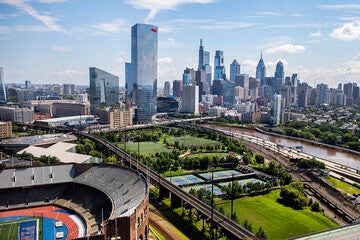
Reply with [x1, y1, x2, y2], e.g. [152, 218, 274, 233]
[18, 142, 93, 164]
[0, 133, 77, 146]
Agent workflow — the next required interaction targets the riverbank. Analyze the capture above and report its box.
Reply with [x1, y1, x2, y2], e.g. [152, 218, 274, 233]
[255, 127, 360, 161]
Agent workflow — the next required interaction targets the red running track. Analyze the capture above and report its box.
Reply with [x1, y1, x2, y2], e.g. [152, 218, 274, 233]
[0, 205, 80, 239]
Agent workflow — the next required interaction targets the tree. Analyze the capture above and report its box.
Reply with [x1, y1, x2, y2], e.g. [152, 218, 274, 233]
[311, 201, 321, 212]
[254, 154, 265, 164]
[256, 226, 268, 240]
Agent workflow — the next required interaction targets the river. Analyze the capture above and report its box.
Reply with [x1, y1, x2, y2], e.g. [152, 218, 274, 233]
[213, 125, 360, 169]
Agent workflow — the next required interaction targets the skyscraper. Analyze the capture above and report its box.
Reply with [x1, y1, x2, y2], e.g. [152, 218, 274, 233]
[230, 59, 240, 82]
[89, 67, 119, 114]
[181, 85, 199, 115]
[126, 23, 158, 123]
[274, 61, 284, 93]
[273, 94, 283, 126]
[198, 39, 212, 86]
[214, 50, 225, 80]
[0, 68, 7, 104]
[256, 53, 266, 86]
[172, 80, 183, 98]
[164, 81, 171, 96]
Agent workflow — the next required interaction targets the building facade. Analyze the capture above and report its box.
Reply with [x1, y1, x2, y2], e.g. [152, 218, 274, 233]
[89, 67, 119, 114]
[214, 50, 225, 80]
[256, 54, 266, 86]
[181, 85, 199, 115]
[198, 39, 212, 86]
[52, 102, 90, 118]
[0, 107, 34, 124]
[230, 59, 240, 82]
[127, 23, 158, 123]
[0, 121, 12, 139]
[0, 68, 6, 105]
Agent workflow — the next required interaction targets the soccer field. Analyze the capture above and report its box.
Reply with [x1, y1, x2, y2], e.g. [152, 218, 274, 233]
[0, 217, 41, 240]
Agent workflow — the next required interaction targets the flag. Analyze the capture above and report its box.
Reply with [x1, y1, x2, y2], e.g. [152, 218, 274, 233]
[151, 28, 157, 33]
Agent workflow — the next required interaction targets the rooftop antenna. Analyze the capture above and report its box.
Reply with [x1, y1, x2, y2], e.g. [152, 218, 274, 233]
[200, 38, 203, 47]
[261, 51, 263, 59]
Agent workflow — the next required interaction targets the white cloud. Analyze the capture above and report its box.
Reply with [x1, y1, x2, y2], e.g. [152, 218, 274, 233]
[330, 21, 360, 41]
[52, 46, 72, 52]
[197, 21, 257, 30]
[265, 44, 305, 54]
[318, 4, 360, 10]
[309, 30, 323, 37]
[125, 0, 215, 22]
[14, 25, 50, 32]
[114, 58, 125, 64]
[0, 0, 66, 33]
[159, 38, 183, 48]
[159, 57, 173, 64]
[92, 18, 128, 33]
[257, 11, 282, 16]
[118, 50, 127, 55]
[36, 0, 66, 3]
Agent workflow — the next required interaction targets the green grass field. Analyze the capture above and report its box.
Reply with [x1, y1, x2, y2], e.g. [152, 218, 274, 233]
[0, 217, 41, 240]
[216, 190, 338, 239]
[166, 135, 221, 147]
[183, 152, 230, 159]
[326, 176, 360, 195]
[118, 141, 172, 155]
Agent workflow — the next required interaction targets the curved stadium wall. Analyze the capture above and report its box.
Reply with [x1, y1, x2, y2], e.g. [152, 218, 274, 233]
[0, 163, 149, 240]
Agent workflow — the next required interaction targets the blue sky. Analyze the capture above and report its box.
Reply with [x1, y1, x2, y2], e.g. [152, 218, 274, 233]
[0, 0, 359, 88]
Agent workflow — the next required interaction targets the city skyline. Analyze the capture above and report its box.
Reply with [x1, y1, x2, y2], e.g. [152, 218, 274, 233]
[0, 0, 359, 88]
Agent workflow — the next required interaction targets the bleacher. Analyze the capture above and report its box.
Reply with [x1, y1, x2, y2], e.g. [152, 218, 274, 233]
[0, 163, 148, 236]
[73, 165, 147, 218]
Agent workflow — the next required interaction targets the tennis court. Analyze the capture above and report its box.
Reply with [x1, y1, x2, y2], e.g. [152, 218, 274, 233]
[166, 174, 205, 186]
[218, 178, 266, 187]
[198, 169, 244, 180]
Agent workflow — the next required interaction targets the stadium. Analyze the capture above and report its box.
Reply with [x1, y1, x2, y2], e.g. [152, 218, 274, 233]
[0, 163, 149, 240]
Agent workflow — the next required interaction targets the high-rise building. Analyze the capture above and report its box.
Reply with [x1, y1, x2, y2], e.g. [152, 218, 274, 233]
[25, 80, 32, 89]
[63, 83, 75, 95]
[125, 62, 135, 99]
[230, 59, 240, 82]
[222, 80, 235, 108]
[272, 94, 283, 126]
[0, 68, 7, 105]
[183, 68, 196, 86]
[172, 80, 183, 98]
[297, 82, 309, 108]
[214, 50, 225, 80]
[181, 85, 199, 115]
[274, 61, 284, 93]
[256, 53, 266, 86]
[198, 39, 212, 86]
[164, 81, 171, 96]
[126, 23, 158, 123]
[89, 67, 119, 114]
[316, 83, 329, 106]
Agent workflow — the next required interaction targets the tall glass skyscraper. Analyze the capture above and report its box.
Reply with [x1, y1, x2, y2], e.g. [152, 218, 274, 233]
[89, 67, 119, 114]
[274, 61, 285, 93]
[0, 68, 7, 105]
[126, 23, 158, 123]
[230, 59, 240, 82]
[256, 53, 266, 86]
[198, 39, 212, 86]
[214, 50, 225, 80]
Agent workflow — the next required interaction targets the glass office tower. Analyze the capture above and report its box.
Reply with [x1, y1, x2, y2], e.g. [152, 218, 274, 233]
[0, 68, 7, 105]
[129, 23, 158, 123]
[256, 53, 266, 86]
[89, 67, 119, 114]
